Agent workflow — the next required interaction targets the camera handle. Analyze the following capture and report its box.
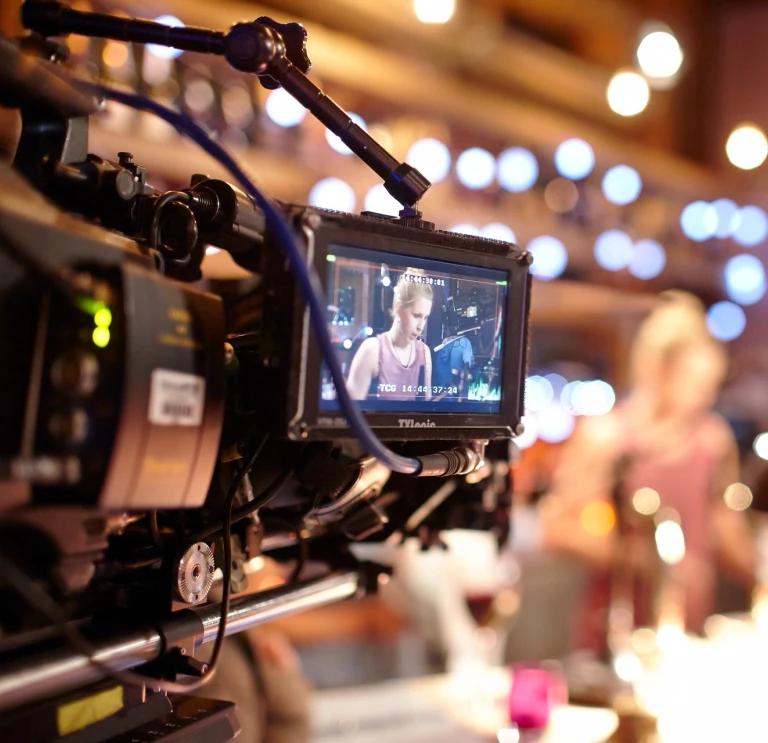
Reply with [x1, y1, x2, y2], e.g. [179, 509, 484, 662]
[20, 1, 431, 210]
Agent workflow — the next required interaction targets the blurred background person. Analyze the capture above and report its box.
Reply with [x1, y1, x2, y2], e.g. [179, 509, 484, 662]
[538, 291, 756, 653]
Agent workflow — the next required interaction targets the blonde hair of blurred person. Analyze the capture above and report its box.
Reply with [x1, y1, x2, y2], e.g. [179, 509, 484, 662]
[540, 291, 755, 639]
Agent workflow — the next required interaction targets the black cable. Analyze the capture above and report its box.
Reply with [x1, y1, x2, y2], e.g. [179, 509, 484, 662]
[189, 466, 293, 544]
[121, 464, 293, 570]
[204, 440, 265, 685]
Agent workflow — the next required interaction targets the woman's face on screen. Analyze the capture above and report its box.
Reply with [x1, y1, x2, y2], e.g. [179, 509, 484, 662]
[395, 298, 432, 341]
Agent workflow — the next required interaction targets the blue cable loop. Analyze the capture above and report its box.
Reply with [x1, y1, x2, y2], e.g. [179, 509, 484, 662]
[80, 82, 421, 475]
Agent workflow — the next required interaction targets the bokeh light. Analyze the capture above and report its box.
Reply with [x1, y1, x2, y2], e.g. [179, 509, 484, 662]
[326, 113, 367, 155]
[633, 487, 661, 516]
[514, 415, 539, 450]
[726, 124, 768, 170]
[711, 198, 739, 239]
[555, 139, 595, 180]
[184, 79, 215, 114]
[413, 0, 455, 24]
[602, 165, 642, 205]
[497, 147, 539, 192]
[637, 31, 684, 80]
[527, 236, 568, 281]
[581, 501, 616, 536]
[753, 433, 768, 460]
[574, 380, 616, 416]
[309, 178, 356, 212]
[481, 223, 517, 243]
[560, 381, 582, 415]
[594, 230, 634, 271]
[406, 138, 452, 184]
[724, 483, 753, 511]
[607, 70, 650, 117]
[456, 147, 496, 189]
[629, 239, 666, 279]
[222, 86, 254, 128]
[364, 184, 401, 216]
[449, 223, 482, 236]
[680, 201, 717, 242]
[724, 253, 767, 305]
[655, 520, 685, 564]
[265, 87, 306, 127]
[706, 301, 746, 341]
[544, 178, 579, 213]
[732, 206, 768, 247]
[147, 15, 185, 60]
[525, 375, 554, 412]
[538, 403, 576, 443]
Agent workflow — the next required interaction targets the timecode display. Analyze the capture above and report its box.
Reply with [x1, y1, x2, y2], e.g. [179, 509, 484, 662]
[378, 384, 459, 394]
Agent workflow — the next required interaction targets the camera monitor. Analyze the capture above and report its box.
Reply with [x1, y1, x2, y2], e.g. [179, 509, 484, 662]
[254, 211, 530, 441]
[320, 245, 508, 415]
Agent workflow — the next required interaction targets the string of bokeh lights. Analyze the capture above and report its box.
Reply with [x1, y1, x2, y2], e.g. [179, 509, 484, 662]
[105, 14, 766, 386]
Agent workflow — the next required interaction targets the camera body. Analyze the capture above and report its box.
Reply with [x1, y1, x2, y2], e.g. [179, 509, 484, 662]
[0, 7, 532, 735]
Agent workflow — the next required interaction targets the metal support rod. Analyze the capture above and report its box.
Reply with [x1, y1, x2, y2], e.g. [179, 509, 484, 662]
[20, 1, 430, 207]
[0, 570, 361, 712]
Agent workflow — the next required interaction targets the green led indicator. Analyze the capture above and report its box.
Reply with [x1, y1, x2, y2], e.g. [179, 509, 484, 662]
[76, 297, 107, 316]
[94, 308, 112, 328]
[326, 254, 337, 262]
[496, 280, 508, 286]
[92, 327, 110, 348]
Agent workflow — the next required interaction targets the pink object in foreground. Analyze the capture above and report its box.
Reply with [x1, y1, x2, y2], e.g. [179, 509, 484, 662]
[508, 665, 568, 729]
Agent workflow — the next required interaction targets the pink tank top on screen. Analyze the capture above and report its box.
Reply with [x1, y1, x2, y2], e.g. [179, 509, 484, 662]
[377, 333, 426, 399]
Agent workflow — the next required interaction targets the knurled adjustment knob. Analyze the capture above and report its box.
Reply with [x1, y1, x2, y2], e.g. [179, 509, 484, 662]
[255, 16, 311, 88]
[176, 542, 215, 605]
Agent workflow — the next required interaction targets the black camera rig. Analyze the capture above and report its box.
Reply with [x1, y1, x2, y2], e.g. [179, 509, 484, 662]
[0, 3, 531, 741]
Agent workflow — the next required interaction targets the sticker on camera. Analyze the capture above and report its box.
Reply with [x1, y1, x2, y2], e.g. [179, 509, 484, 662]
[148, 369, 206, 426]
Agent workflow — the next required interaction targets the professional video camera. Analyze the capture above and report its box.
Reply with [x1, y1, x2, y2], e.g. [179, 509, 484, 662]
[0, 2, 531, 740]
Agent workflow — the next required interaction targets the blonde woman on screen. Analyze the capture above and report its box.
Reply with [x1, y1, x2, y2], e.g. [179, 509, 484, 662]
[346, 271, 433, 401]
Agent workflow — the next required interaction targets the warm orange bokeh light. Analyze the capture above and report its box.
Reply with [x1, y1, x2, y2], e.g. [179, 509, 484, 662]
[580, 501, 616, 536]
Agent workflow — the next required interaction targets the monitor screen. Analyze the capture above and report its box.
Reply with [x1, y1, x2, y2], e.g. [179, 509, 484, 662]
[320, 244, 509, 414]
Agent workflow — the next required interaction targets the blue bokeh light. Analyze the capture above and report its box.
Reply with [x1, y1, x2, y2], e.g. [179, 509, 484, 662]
[266, 87, 307, 127]
[309, 178, 356, 212]
[481, 223, 517, 242]
[554, 139, 595, 180]
[497, 147, 539, 192]
[602, 165, 642, 205]
[712, 198, 739, 239]
[628, 239, 666, 279]
[594, 230, 634, 271]
[706, 301, 746, 341]
[724, 253, 767, 305]
[527, 236, 568, 281]
[449, 223, 482, 236]
[680, 201, 717, 242]
[732, 206, 768, 247]
[456, 147, 496, 189]
[406, 138, 452, 184]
